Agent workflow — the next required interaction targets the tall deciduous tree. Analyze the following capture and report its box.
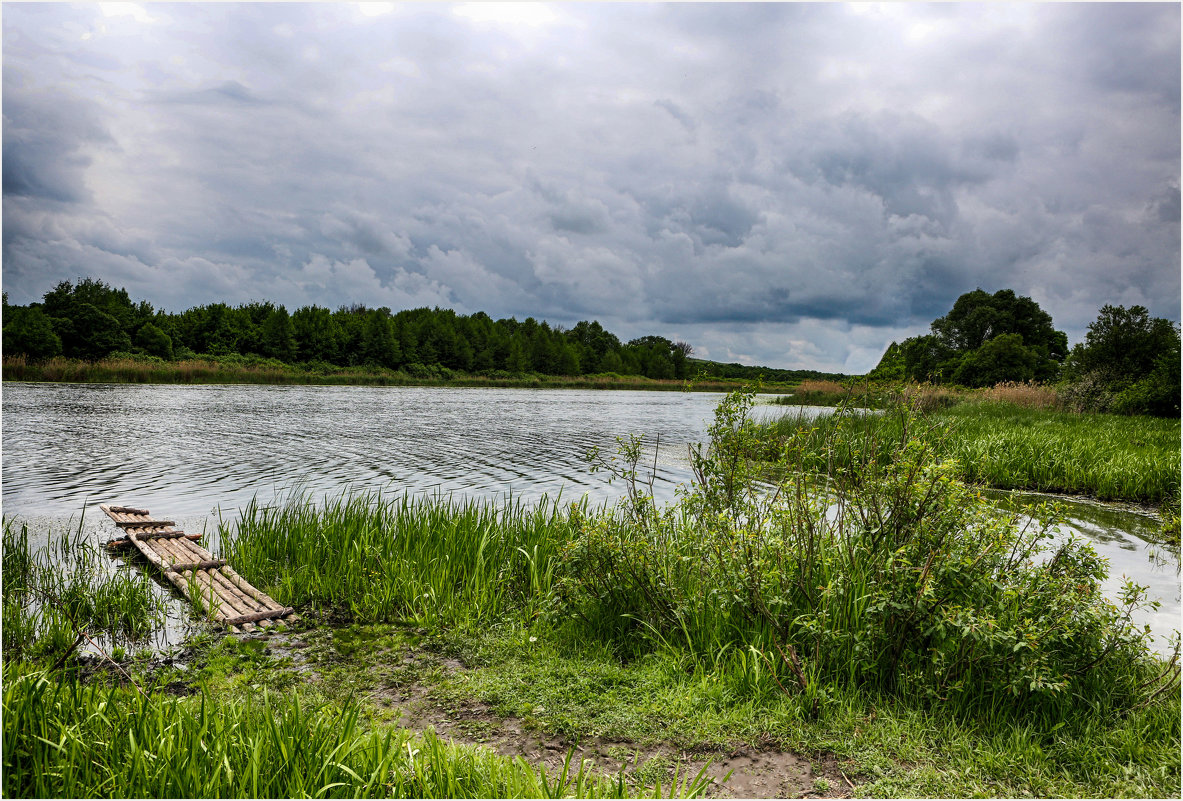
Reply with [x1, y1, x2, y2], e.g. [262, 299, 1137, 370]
[1066, 304, 1181, 416]
[884, 288, 1067, 385]
[260, 307, 298, 362]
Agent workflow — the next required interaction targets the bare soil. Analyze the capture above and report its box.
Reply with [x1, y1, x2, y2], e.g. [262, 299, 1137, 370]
[354, 650, 858, 798]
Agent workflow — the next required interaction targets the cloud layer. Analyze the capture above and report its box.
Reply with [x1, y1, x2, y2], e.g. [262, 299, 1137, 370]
[4, 2, 1178, 372]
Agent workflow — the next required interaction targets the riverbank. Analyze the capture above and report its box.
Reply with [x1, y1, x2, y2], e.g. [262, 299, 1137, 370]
[5, 389, 1179, 798]
[759, 395, 1181, 537]
[0, 355, 795, 393]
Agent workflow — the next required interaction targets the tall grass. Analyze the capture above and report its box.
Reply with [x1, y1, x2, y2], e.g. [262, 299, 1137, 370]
[757, 402, 1181, 503]
[978, 380, 1060, 409]
[1, 354, 762, 392]
[222, 492, 571, 627]
[3, 664, 703, 798]
[218, 393, 1179, 725]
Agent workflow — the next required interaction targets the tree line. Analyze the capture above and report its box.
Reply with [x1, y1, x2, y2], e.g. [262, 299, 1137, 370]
[1, 278, 842, 385]
[869, 288, 1180, 416]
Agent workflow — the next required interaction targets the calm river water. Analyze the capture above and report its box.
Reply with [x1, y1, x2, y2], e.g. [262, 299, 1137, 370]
[2, 382, 1178, 651]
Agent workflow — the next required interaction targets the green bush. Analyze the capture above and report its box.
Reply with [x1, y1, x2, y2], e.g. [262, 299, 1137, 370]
[551, 390, 1176, 721]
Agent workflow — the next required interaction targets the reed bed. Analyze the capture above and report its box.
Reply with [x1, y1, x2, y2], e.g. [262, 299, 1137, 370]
[2, 520, 167, 663]
[3, 664, 699, 799]
[977, 380, 1060, 409]
[1, 355, 762, 392]
[770, 379, 882, 408]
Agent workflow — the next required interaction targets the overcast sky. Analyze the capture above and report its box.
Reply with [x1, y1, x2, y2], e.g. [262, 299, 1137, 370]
[3, 2, 1179, 372]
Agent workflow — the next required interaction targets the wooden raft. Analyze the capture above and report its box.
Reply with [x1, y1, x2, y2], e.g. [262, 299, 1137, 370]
[101, 504, 297, 634]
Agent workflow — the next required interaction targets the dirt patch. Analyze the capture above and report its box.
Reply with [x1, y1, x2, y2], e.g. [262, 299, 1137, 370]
[371, 661, 855, 798]
[237, 630, 859, 797]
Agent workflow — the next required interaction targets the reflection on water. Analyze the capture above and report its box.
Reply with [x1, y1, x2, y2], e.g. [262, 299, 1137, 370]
[2, 383, 1178, 651]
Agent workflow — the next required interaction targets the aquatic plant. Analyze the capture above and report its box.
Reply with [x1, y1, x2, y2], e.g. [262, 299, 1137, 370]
[551, 390, 1180, 722]
[2, 519, 167, 665]
[221, 492, 570, 628]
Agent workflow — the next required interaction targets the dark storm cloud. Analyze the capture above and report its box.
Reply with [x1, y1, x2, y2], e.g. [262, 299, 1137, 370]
[2, 2, 1178, 373]
[2, 71, 112, 203]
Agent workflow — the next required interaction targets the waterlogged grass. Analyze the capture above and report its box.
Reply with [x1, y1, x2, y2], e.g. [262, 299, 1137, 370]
[758, 402, 1181, 504]
[2, 519, 167, 663]
[2, 663, 696, 799]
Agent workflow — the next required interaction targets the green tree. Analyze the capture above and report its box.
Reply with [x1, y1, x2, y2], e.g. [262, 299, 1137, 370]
[360, 310, 400, 368]
[135, 322, 173, 360]
[67, 303, 133, 360]
[867, 341, 905, 381]
[3, 306, 63, 361]
[597, 349, 624, 373]
[951, 333, 1036, 387]
[1066, 305, 1181, 416]
[260, 307, 298, 362]
[292, 305, 341, 364]
[884, 289, 1066, 385]
[1068, 305, 1177, 387]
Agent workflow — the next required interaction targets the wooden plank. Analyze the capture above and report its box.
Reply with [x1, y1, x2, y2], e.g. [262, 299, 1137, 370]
[176, 567, 234, 625]
[165, 559, 228, 573]
[167, 537, 217, 564]
[192, 570, 253, 620]
[107, 533, 202, 549]
[128, 529, 190, 540]
[208, 570, 266, 615]
[223, 607, 296, 626]
[210, 572, 278, 629]
[109, 503, 297, 631]
[219, 566, 286, 612]
[108, 505, 150, 515]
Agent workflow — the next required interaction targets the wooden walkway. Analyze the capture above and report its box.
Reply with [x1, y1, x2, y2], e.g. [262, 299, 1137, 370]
[101, 504, 297, 634]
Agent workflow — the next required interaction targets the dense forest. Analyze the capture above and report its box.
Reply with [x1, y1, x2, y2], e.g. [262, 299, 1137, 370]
[1, 278, 842, 385]
[869, 288, 1180, 416]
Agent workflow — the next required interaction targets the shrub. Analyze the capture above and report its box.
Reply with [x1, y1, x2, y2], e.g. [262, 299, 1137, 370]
[552, 389, 1178, 721]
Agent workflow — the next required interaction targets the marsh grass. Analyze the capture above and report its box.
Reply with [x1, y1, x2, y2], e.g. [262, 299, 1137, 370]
[221, 492, 571, 627]
[978, 380, 1060, 409]
[1, 354, 765, 392]
[2, 663, 705, 799]
[758, 401, 1180, 504]
[2, 519, 167, 664]
[554, 392, 1179, 725]
[223, 392, 1179, 729]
